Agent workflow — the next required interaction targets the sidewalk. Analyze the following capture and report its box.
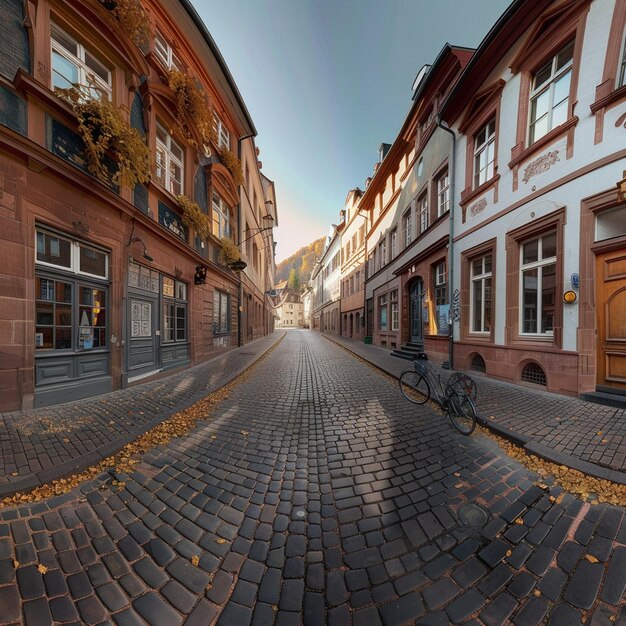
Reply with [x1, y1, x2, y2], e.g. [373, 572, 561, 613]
[325, 333, 626, 485]
[0, 332, 284, 499]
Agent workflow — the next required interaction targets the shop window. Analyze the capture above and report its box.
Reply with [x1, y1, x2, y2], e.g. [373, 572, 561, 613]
[51, 23, 111, 99]
[35, 228, 109, 352]
[214, 289, 230, 334]
[471, 254, 492, 334]
[390, 290, 399, 331]
[520, 232, 556, 335]
[212, 192, 231, 238]
[379, 294, 388, 331]
[529, 40, 574, 145]
[163, 276, 187, 343]
[156, 122, 184, 195]
[471, 354, 486, 373]
[213, 112, 230, 150]
[436, 169, 449, 217]
[474, 118, 496, 188]
[521, 362, 547, 386]
[433, 260, 449, 336]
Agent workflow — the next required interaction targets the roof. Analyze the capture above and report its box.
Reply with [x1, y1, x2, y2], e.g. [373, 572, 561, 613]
[178, 0, 257, 137]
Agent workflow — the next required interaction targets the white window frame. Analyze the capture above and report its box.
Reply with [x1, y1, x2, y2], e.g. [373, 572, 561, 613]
[436, 169, 449, 217]
[390, 289, 399, 331]
[529, 41, 574, 145]
[379, 239, 386, 269]
[35, 229, 109, 280]
[473, 118, 495, 188]
[519, 233, 557, 336]
[51, 23, 111, 99]
[212, 192, 231, 239]
[156, 122, 184, 196]
[213, 112, 230, 150]
[403, 208, 413, 248]
[155, 30, 182, 70]
[390, 228, 397, 259]
[617, 33, 626, 87]
[470, 254, 492, 334]
[419, 194, 429, 234]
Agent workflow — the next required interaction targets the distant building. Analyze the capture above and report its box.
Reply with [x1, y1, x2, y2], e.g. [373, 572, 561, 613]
[274, 288, 304, 328]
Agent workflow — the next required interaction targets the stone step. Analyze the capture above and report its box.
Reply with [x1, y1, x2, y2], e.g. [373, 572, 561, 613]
[580, 391, 626, 410]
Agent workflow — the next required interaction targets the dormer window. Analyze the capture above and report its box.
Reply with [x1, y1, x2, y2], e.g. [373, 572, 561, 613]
[51, 23, 111, 99]
[155, 30, 182, 70]
[529, 40, 574, 145]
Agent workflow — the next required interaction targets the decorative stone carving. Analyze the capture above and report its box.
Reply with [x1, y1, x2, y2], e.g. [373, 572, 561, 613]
[616, 112, 626, 129]
[469, 198, 487, 217]
[522, 150, 560, 183]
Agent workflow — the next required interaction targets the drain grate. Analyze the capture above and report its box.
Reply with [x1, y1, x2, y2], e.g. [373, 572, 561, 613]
[458, 503, 489, 528]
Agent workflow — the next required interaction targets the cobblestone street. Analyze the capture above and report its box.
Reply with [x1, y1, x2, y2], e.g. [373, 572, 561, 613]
[1, 330, 626, 625]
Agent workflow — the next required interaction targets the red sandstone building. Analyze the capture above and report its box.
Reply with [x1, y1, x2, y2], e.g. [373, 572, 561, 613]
[0, 0, 276, 410]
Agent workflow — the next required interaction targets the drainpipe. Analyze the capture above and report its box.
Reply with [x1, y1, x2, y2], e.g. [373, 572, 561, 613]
[236, 136, 254, 347]
[436, 116, 456, 370]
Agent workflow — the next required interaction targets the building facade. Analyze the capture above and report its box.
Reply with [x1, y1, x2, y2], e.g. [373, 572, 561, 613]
[0, 0, 276, 411]
[441, 0, 626, 398]
[339, 188, 366, 341]
[274, 288, 304, 328]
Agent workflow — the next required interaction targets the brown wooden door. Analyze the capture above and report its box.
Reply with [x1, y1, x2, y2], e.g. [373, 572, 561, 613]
[597, 249, 626, 389]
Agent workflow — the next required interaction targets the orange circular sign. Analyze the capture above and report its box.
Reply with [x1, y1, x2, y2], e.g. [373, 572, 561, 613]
[563, 290, 577, 303]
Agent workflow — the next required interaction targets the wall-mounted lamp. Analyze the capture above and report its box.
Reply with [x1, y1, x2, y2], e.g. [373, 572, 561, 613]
[128, 237, 153, 262]
[240, 212, 275, 247]
[194, 265, 207, 285]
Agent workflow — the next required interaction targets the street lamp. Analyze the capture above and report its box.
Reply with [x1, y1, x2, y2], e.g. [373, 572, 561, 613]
[239, 208, 274, 247]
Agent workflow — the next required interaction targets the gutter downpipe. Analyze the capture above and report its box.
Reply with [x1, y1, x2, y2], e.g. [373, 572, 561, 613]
[236, 133, 255, 347]
[436, 116, 456, 370]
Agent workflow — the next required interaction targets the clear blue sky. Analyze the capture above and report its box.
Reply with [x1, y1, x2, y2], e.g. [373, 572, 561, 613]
[193, 0, 511, 262]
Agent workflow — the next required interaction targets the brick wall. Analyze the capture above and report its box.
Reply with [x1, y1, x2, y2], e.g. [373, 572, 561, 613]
[0, 0, 30, 80]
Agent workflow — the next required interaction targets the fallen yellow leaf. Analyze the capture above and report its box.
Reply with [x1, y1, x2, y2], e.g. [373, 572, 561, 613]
[455, 483, 463, 489]
[216, 538, 227, 545]
[585, 554, 599, 563]
[533, 589, 541, 596]
[37, 564, 48, 574]
[191, 555, 199, 566]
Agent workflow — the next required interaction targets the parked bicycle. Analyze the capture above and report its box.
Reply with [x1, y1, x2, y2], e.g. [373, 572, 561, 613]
[399, 354, 478, 435]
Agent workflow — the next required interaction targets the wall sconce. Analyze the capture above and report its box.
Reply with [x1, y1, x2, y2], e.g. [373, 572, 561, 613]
[194, 265, 207, 285]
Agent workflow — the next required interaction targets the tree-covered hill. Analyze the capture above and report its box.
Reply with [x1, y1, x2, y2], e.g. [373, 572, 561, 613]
[275, 237, 325, 284]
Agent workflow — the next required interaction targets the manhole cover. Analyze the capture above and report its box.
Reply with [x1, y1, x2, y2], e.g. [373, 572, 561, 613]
[458, 503, 488, 528]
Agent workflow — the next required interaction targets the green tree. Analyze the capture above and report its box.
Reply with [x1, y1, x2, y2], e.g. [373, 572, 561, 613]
[288, 267, 301, 291]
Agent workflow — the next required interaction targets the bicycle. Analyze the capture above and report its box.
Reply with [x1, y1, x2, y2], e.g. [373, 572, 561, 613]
[399, 354, 478, 435]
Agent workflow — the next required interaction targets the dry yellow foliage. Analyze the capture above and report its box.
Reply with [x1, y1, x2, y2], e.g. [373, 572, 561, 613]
[585, 554, 599, 563]
[0, 335, 284, 509]
[191, 556, 200, 566]
[37, 564, 48, 574]
[216, 538, 227, 545]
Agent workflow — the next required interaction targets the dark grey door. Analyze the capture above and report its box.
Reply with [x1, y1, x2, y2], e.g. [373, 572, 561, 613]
[410, 280, 424, 343]
[127, 294, 159, 380]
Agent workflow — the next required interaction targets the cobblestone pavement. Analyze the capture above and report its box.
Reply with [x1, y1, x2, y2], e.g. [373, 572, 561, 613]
[1, 330, 626, 625]
[328, 334, 626, 479]
[0, 333, 282, 498]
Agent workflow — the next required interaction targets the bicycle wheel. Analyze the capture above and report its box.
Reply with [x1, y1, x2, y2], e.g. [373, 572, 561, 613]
[447, 390, 477, 435]
[448, 372, 478, 401]
[399, 371, 430, 404]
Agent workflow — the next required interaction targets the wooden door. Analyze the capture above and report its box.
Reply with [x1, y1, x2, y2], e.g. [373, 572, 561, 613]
[596, 249, 626, 390]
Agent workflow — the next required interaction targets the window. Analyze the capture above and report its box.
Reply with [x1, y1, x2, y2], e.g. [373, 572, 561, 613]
[390, 289, 399, 331]
[474, 118, 496, 188]
[349, 276, 354, 295]
[520, 232, 556, 335]
[214, 289, 230, 334]
[156, 123, 184, 195]
[419, 195, 429, 234]
[355, 270, 360, 291]
[163, 277, 187, 343]
[368, 252, 375, 277]
[529, 40, 574, 145]
[51, 23, 111, 99]
[213, 113, 230, 150]
[617, 37, 626, 87]
[35, 229, 109, 352]
[436, 169, 449, 217]
[155, 31, 182, 70]
[403, 208, 413, 247]
[379, 294, 388, 331]
[390, 228, 397, 259]
[434, 261, 449, 336]
[471, 254, 492, 334]
[379, 239, 386, 269]
[212, 192, 231, 238]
